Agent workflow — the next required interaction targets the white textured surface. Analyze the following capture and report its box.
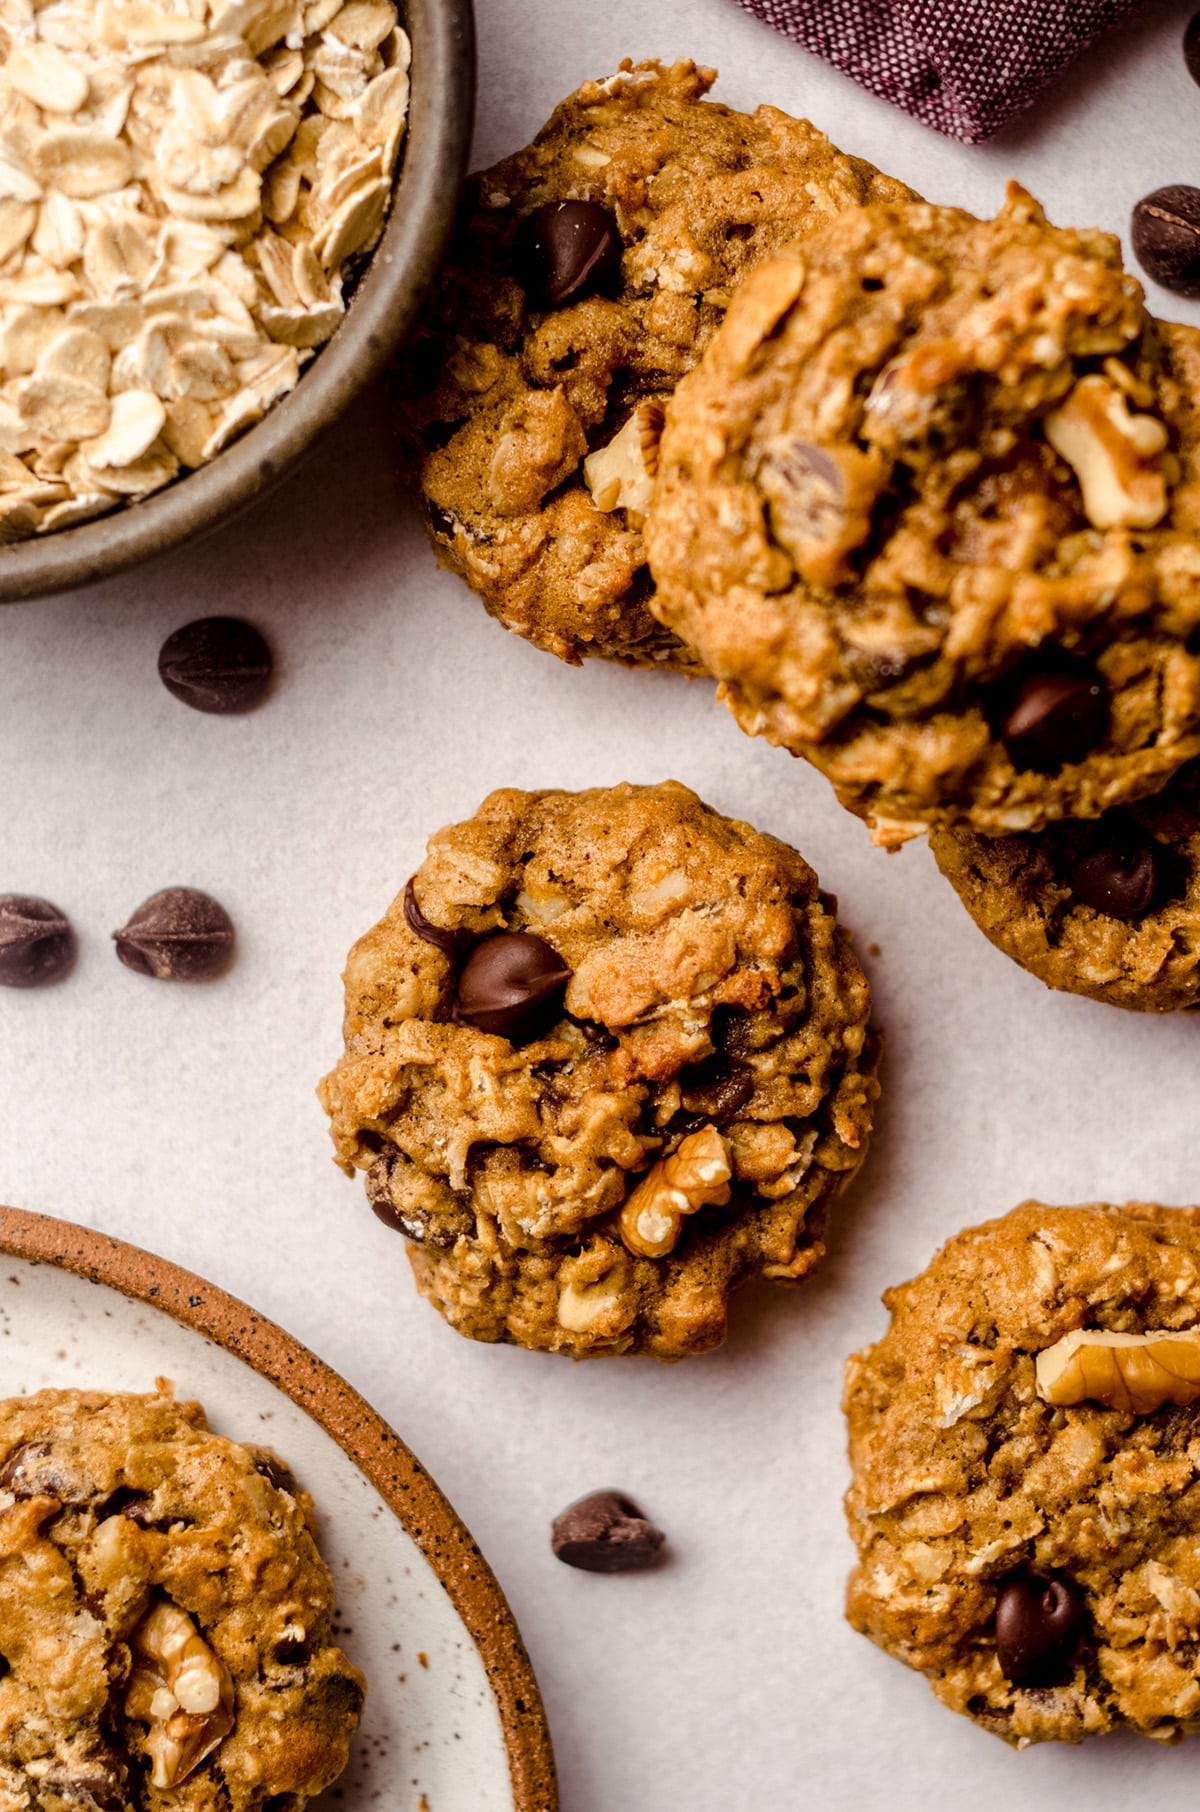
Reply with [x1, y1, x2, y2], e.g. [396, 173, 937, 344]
[3, 1, 1200, 1806]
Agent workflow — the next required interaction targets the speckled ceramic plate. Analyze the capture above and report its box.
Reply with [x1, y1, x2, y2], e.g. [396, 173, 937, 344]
[0, 1205, 557, 1812]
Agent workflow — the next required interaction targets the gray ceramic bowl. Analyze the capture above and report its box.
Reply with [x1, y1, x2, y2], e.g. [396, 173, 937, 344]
[0, 0, 475, 605]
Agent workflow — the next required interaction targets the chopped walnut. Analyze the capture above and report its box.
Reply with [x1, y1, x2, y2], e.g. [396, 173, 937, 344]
[1044, 373, 1169, 530]
[619, 1124, 732, 1259]
[756, 438, 887, 588]
[582, 402, 664, 518]
[125, 1600, 234, 1789]
[1036, 1326, 1200, 1414]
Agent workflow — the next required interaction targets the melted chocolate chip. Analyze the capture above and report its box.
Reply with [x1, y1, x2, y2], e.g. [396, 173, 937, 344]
[250, 1451, 301, 1497]
[365, 1155, 471, 1248]
[678, 1053, 754, 1125]
[113, 887, 234, 980]
[403, 876, 460, 959]
[454, 930, 571, 1044]
[96, 1486, 156, 1526]
[990, 660, 1107, 771]
[551, 1489, 666, 1573]
[1132, 186, 1200, 298]
[1070, 825, 1161, 919]
[513, 199, 623, 309]
[0, 1440, 88, 1503]
[0, 895, 74, 988]
[995, 1572, 1085, 1684]
[157, 616, 273, 714]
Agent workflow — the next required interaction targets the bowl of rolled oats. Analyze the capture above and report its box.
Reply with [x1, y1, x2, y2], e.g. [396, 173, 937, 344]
[0, 0, 474, 599]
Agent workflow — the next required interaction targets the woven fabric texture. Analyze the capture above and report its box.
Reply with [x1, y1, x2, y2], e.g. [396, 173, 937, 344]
[729, 0, 1145, 141]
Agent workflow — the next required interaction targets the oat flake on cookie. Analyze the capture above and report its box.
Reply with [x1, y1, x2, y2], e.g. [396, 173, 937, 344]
[0, 0, 410, 538]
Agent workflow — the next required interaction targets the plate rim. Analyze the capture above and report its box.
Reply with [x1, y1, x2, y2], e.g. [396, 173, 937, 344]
[0, 1202, 558, 1812]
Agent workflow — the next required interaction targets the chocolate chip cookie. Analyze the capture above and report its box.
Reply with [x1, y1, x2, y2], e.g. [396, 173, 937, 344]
[319, 781, 878, 1358]
[0, 1387, 364, 1809]
[401, 58, 914, 669]
[647, 188, 1200, 842]
[930, 758, 1200, 1011]
[845, 1201, 1200, 1745]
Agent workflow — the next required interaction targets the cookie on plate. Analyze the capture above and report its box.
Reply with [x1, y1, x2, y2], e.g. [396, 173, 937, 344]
[647, 187, 1200, 842]
[401, 59, 915, 670]
[930, 759, 1200, 1011]
[845, 1201, 1200, 1745]
[319, 781, 878, 1358]
[0, 1387, 364, 1809]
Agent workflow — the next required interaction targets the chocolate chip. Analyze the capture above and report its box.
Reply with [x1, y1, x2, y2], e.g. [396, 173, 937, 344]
[250, 1450, 301, 1497]
[0, 894, 74, 988]
[678, 1053, 754, 1125]
[365, 1154, 469, 1247]
[1070, 825, 1161, 919]
[43, 1760, 127, 1812]
[512, 200, 623, 310]
[1187, 11, 1200, 84]
[551, 1490, 665, 1573]
[1131, 186, 1200, 298]
[991, 659, 1107, 771]
[995, 1572, 1085, 1683]
[403, 876, 460, 959]
[113, 887, 234, 980]
[157, 616, 272, 714]
[96, 1486, 155, 1525]
[0, 1440, 88, 1503]
[454, 930, 570, 1043]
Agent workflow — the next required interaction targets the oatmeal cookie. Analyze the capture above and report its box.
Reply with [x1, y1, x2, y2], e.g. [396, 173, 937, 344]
[319, 781, 878, 1358]
[0, 1387, 364, 1810]
[401, 59, 914, 670]
[930, 759, 1200, 1011]
[647, 188, 1200, 841]
[845, 1201, 1200, 1745]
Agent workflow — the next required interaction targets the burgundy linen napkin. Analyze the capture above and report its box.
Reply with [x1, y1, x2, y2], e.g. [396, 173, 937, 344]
[729, 0, 1145, 141]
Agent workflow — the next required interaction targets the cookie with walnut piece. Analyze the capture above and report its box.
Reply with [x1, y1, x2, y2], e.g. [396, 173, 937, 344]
[0, 1386, 364, 1809]
[319, 780, 878, 1357]
[844, 1201, 1200, 1745]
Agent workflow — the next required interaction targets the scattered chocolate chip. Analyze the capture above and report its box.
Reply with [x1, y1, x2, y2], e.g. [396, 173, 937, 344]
[0, 894, 74, 988]
[678, 1053, 754, 1125]
[96, 1486, 155, 1525]
[1131, 186, 1200, 298]
[157, 616, 273, 714]
[113, 887, 234, 981]
[513, 199, 623, 310]
[403, 876, 460, 959]
[990, 659, 1107, 771]
[249, 1450, 301, 1497]
[551, 1490, 665, 1573]
[273, 1638, 310, 1667]
[454, 930, 570, 1043]
[364, 1155, 469, 1247]
[0, 1440, 88, 1503]
[995, 1572, 1085, 1684]
[1070, 824, 1161, 919]
[42, 1761, 127, 1812]
[1187, 11, 1200, 84]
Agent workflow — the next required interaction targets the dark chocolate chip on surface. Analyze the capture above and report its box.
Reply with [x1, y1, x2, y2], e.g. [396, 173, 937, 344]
[995, 1572, 1085, 1684]
[551, 1490, 665, 1573]
[1070, 827, 1161, 919]
[1187, 11, 1200, 85]
[454, 930, 570, 1043]
[991, 660, 1107, 771]
[113, 887, 234, 980]
[403, 876, 460, 959]
[678, 1053, 755, 1125]
[1131, 186, 1200, 298]
[0, 895, 74, 988]
[158, 616, 273, 714]
[513, 199, 623, 310]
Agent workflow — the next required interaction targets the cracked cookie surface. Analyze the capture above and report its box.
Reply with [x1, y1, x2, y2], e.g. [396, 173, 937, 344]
[845, 1202, 1200, 1746]
[401, 58, 914, 670]
[319, 781, 878, 1358]
[930, 758, 1200, 1011]
[647, 188, 1200, 840]
[0, 1387, 364, 1811]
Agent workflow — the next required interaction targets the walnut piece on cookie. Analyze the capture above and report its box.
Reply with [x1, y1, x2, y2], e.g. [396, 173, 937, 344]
[399, 58, 915, 671]
[646, 188, 1200, 840]
[318, 781, 878, 1358]
[0, 1387, 364, 1808]
[930, 757, 1200, 1012]
[844, 1202, 1200, 1745]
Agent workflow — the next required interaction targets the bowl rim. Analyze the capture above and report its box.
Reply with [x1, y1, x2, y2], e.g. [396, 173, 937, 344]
[0, 1201, 559, 1812]
[0, 0, 475, 604]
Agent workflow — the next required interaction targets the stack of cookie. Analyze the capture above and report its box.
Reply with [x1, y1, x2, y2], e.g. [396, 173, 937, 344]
[402, 58, 1200, 1014]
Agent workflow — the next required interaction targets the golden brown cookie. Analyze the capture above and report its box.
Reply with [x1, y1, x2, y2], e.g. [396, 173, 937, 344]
[0, 1387, 364, 1809]
[319, 781, 878, 1358]
[930, 758, 1200, 1011]
[647, 188, 1200, 841]
[845, 1202, 1200, 1745]
[401, 59, 914, 670]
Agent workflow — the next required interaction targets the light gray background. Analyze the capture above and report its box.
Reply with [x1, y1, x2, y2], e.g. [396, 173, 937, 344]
[3, 1, 1200, 1806]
